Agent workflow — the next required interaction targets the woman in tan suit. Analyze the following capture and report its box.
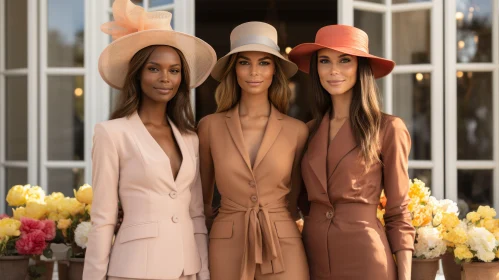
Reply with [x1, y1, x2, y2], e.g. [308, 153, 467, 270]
[288, 25, 415, 280]
[83, 1, 216, 279]
[198, 22, 309, 280]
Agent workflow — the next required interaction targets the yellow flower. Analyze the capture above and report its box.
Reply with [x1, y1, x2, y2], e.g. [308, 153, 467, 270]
[484, 219, 498, 232]
[454, 244, 473, 260]
[57, 218, 72, 230]
[443, 227, 468, 246]
[0, 218, 21, 238]
[6, 185, 30, 206]
[74, 184, 93, 205]
[48, 212, 60, 221]
[377, 208, 385, 226]
[496, 250, 499, 259]
[85, 204, 92, 214]
[466, 212, 481, 223]
[58, 198, 85, 217]
[441, 213, 460, 229]
[25, 200, 48, 220]
[26, 186, 46, 202]
[13, 207, 27, 220]
[477, 206, 497, 219]
[45, 192, 65, 213]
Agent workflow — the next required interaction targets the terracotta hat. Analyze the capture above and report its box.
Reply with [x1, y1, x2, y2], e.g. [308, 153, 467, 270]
[288, 25, 395, 79]
[210, 21, 298, 81]
[99, 0, 217, 89]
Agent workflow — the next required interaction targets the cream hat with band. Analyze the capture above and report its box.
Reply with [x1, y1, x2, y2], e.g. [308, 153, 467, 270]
[99, 0, 217, 89]
[210, 21, 298, 81]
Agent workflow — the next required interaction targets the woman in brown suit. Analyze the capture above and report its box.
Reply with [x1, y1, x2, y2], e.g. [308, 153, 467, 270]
[198, 22, 309, 280]
[288, 25, 415, 280]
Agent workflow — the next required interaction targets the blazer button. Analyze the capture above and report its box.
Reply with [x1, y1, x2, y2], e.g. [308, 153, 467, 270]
[326, 210, 334, 220]
[248, 180, 256, 188]
[169, 191, 178, 199]
[172, 216, 179, 223]
[250, 195, 258, 202]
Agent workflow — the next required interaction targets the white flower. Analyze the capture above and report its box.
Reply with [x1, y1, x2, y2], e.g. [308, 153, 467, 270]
[74, 221, 92, 249]
[437, 199, 459, 215]
[467, 227, 498, 262]
[414, 226, 447, 259]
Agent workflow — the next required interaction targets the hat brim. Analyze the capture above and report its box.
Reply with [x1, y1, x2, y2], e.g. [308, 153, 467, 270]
[288, 43, 395, 79]
[210, 44, 298, 81]
[99, 29, 217, 89]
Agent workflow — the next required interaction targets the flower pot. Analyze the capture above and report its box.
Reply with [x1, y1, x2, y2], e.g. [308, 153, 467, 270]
[462, 261, 499, 280]
[0, 255, 30, 280]
[68, 258, 85, 280]
[441, 252, 462, 280]
[411, 257, 440, 280]
[32, 259, 55, 280]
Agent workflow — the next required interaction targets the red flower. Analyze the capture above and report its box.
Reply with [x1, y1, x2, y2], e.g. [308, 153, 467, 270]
[20, 217, 44, 234]
[41, 219, 56, 241]
[0, 214, 9, 220]
[15, 230, 47, 255]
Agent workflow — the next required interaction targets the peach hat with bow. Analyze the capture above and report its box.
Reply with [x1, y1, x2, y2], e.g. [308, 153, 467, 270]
[99, 0, 216, 89]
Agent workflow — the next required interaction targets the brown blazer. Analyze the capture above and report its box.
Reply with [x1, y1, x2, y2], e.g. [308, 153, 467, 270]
[83, 112, 209, 280]
[198, 104, 310, 280]
[299, 113, 415, 279]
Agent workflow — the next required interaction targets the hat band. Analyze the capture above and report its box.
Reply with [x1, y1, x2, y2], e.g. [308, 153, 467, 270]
[231, 35, 280, 52]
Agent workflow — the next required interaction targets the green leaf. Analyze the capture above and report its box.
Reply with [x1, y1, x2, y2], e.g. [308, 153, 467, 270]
[43, 248, 53, 259]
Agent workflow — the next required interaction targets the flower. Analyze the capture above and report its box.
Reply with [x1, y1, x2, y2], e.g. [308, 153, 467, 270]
[0, 214, 9, 220]
[25, 200, 48, 220]
[85, 204, 92, 214]
[26, 186, 45, 202]
[454, 244, 473, 260]
[45, 192, 65, 213]
[58, 198, 85, 218]
[40, 220, 56, 241]
[74, 184, 93, 205]
[19, 217, 45, 234]
[477, 206, 497, 220]
[57, 219, 72, 231]
[15, 230, 47, 255]
[466, 212, 481, 224]
[467, 227, 498, 262]
[6, 185, 30, 206]
[414, 226, 447, 259]
[0, 218, 21, 239]
[74, 221, 92, 249]
[13, 207, 27, 220]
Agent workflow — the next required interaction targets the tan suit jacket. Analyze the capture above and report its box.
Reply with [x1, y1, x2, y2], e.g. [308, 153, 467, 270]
[83, 111, 209, 280]
[198, 104, 309, 280]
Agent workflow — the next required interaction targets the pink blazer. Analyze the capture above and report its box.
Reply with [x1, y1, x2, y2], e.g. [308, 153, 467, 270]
[83, 111, 209, 280]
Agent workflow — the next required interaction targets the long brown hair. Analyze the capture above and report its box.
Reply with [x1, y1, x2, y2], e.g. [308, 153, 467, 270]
[215, 53, 291, 114]
[110, 45, 195, 133]
[309, 52, 382, 167]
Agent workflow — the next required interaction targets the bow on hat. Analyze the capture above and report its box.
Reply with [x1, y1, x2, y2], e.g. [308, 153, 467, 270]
[102, 0, 173, 41]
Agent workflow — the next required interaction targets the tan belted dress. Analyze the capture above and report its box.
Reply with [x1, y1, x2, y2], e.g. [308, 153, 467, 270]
[299, 113, 416, 280]
[198, 104, 310, 280]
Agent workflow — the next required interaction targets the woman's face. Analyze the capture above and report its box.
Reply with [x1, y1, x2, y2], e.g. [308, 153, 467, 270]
[140, 46, 182, 104]
[235, 51, 275, 97]
[317, 48, 358, 96]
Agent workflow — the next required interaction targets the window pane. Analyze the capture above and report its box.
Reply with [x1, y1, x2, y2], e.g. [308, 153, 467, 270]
[6, 77, 28, 161]
[458, 170, 493, 214]
[4, 168, 28, 216]
[393, 10, 431, 64]
[47, 0, 84, 67]
[393, 0, 430, 3]
[393, 73, 431, 160]
[457, 72, 493, 160]
[456, 0, 492, 63]
[354, 10, 383, 58]
[48, 76, 85, 161]
[150, 0, 173, 7]
[409, 169, 432, 191]
[5, 0, 27, 69]
[48, 168, 85, 197]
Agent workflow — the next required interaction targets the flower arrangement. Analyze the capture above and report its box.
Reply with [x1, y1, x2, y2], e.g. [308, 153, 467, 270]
[0, 216, 55, 257]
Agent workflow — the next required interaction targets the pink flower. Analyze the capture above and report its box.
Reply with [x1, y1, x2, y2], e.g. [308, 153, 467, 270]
[41, 219, 56, 241]
[20, 217, 44, 234]
[15, 231, 47, 255]
[0, 214, 9, 219]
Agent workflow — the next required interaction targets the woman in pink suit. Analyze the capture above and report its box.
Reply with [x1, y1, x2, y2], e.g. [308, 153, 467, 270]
[289, 25, 415, 280]
[83, 1, 216, 279]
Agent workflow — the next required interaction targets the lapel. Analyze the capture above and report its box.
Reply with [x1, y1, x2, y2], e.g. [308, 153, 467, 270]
[224, 104, 283, 173]
[168, 118, 195, 189]
[307, 113, 329, 193]
[327, 118, 358, 181]
[253, 105, 283, 170]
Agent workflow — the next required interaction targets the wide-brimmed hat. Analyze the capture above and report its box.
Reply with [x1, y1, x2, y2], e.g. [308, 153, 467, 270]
[210, 21, 298, 81]
[99, 0, 217, 89]
[288, 25, 395, 79]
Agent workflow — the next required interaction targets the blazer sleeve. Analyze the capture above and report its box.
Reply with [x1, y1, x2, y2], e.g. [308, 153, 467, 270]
[189, 134, 210, 280]
[381, 117, 415, 253]
[197, 116, 216, 229]
[83, 123, 119, 280]
[288, 122, 309, 220]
